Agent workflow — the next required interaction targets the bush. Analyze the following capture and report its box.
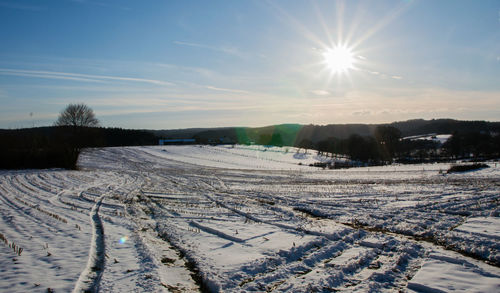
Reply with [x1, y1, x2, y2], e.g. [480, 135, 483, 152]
[447, 163, 489, 173]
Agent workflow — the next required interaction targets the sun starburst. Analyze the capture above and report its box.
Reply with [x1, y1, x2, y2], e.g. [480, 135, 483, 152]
[322, 45, 355, 75]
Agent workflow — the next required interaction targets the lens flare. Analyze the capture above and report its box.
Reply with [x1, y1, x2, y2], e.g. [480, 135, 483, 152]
[119, 236, 128, 244]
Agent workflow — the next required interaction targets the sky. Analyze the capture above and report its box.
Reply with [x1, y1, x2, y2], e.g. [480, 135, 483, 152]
[0, 0, 499, 129]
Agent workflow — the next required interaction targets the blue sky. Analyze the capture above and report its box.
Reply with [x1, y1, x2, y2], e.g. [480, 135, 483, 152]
[0, 0, 499, 129]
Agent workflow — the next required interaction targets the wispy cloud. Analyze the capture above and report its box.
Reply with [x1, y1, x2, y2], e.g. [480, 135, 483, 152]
[173, 41, 244, 58]
[311, 90, 330, 96]
[0, 69, 174, 86]
[352, 110, 371, 116]
[0, 70, 104, 83]
[359, 68, 403, 81]
[205, 85, 250, 94]
[155, 63, 218, 78]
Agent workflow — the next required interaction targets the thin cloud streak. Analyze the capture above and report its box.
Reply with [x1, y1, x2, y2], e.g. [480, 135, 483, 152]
[155, 63, 218, 78]
[97, 104, 262, 117]
[0, 68, 174, 86]
[205, 86, 251, 94]
[311, 90, 330, 96]
[0, 71, 104, 83]
[173, 41, 244, 58]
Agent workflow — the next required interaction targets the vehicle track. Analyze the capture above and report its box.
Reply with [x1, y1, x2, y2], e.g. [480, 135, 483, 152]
[73, 195, 105, 293]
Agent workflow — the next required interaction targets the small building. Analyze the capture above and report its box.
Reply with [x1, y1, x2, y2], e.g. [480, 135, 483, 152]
[159, 138, 196, 145]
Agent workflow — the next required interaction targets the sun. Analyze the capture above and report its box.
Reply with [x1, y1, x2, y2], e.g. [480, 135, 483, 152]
[322, 45, 355, 74]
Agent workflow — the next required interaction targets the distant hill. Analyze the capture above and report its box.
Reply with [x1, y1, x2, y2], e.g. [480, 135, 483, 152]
[389, 119, 500, 136]
[2, 119, 498, 169]
[150, 127, 220, 139]
[150, 119, 500, 145]
[2, 118, 499, 147]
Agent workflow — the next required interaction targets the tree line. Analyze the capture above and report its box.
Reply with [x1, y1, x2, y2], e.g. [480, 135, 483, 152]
[294, 127, 499, 164]
[293, 126, 402, 164]
[0, 104, 157, 170]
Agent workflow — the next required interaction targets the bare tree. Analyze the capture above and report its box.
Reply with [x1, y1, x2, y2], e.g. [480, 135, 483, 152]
[55, 103, 99, 127]
[53, 104, 100, 169]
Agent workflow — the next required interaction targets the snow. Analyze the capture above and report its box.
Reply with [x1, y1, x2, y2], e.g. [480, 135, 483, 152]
[454, 217, 500, 238]
[403, 134, 452, 144]
[0, 145, 499, 292]
[408, 251, 500, 293]
[139, 145, 341, 170]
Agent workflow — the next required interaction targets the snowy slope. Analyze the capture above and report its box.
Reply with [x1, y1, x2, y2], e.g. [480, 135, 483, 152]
[139, 145, 343, 170]
[0, 145, 499, 292]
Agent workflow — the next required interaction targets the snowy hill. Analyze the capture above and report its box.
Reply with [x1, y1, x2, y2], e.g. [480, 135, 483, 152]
[139, 145, 346, 170]
[0, 146, 499, 292]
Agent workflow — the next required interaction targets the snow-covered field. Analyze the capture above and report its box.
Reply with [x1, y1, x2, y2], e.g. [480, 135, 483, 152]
[0, 145, 499, 292]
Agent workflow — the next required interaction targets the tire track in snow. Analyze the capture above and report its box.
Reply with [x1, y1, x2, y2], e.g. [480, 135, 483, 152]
[73, 195, 105, 293]
[239, 234, 365, 291]
[129, 186, 204, 292]
[294, 203, 500, 267]
[195, 179, 382, 291]
[198, 176, 426, 291]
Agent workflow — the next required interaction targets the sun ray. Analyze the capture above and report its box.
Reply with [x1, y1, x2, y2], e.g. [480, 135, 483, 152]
[266, 0, 328, 49]
[335, 0, 345, 45]
[345, 1, 368, 47]
[312, 1, 334, 47]
[350, 2, 413, 49]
